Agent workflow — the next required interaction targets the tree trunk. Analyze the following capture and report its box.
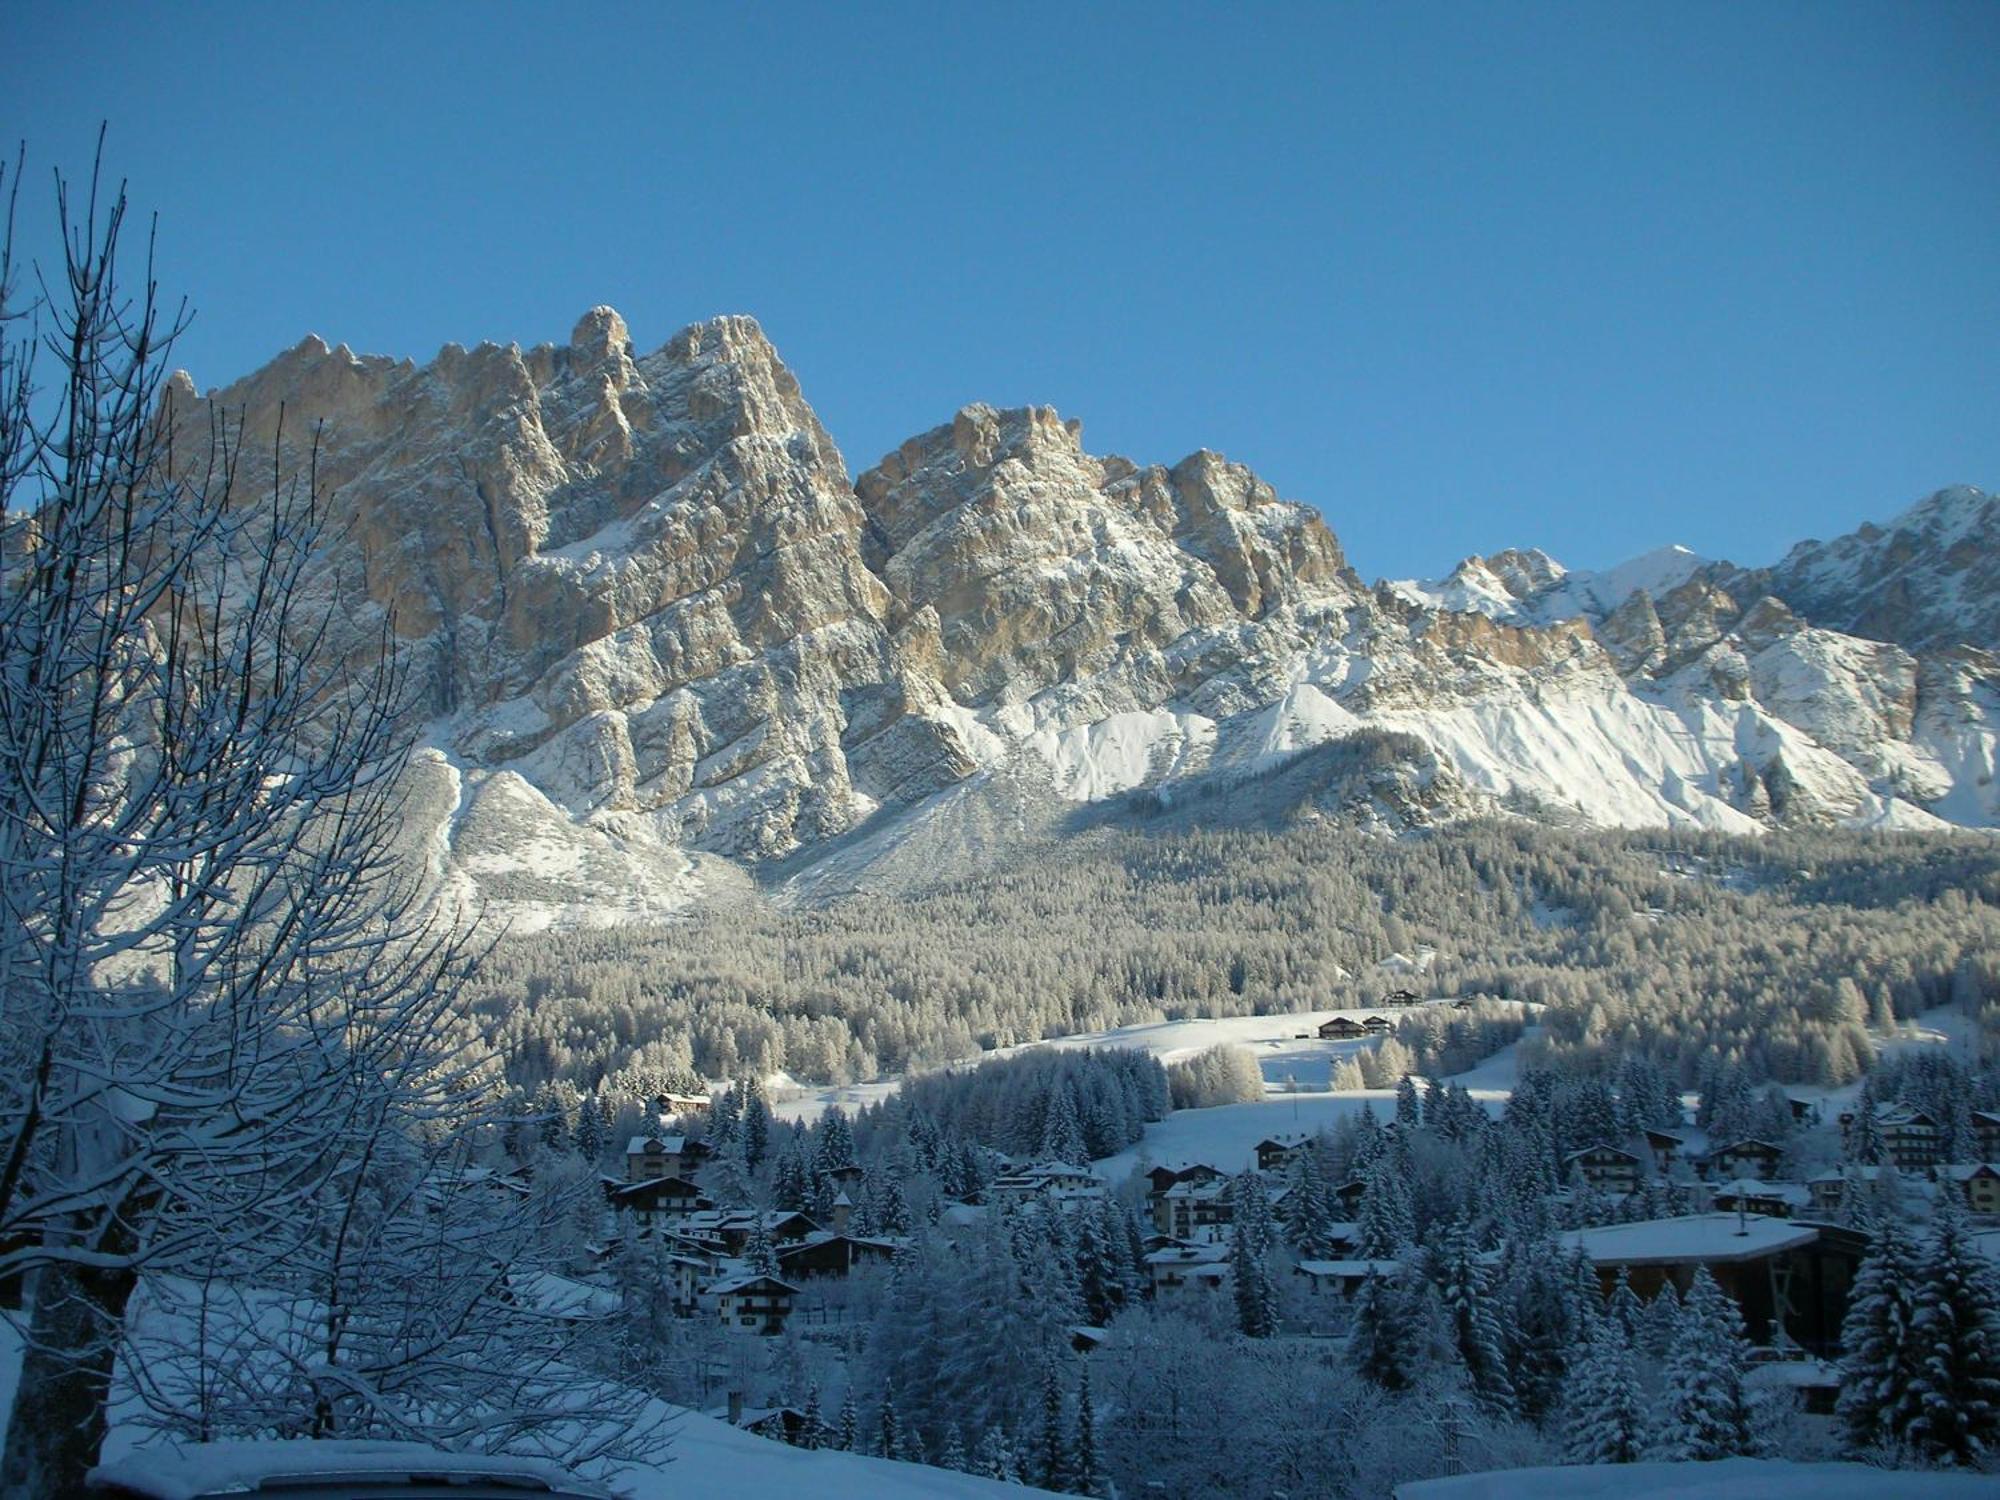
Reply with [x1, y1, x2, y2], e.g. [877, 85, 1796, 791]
[1, 1258, 138, 1500]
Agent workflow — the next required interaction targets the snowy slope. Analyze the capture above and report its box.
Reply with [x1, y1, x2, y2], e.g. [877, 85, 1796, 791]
[1397, 1458, 1998, 1500]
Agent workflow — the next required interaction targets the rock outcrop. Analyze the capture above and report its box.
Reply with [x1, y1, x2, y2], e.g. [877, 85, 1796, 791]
[166, 312, 1999, 923]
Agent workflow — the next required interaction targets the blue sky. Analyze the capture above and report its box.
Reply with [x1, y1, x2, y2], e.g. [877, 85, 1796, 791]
[5, 3, 1995, 580]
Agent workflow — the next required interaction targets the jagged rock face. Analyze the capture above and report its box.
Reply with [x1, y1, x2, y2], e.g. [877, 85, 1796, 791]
[1759, 486, 2000, 657]
[856, 404, 1360, 709]
[169, 312, 1998, 921]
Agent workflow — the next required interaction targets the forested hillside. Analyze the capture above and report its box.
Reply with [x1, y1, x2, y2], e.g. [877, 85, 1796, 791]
[466, 824, 2000, 1097]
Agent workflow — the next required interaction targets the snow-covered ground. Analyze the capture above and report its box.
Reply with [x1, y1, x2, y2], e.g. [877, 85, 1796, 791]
[1396, 1457, 1998, 1499]
[0, 1313, 1047, 1500]
[770, 1000, 1515, 1125]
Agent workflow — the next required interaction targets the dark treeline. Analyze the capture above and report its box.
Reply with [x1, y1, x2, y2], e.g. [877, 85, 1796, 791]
[463, 822, 2000, 1095]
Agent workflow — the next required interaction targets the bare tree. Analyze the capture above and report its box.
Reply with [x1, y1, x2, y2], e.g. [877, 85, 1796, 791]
[0, 143, 658, 1495]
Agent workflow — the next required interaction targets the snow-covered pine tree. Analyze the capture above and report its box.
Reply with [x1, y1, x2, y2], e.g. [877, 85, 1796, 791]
[1905, 1188, 2000, 1464]
[1432, 1217, 1518, 1415]
[1659, 1265, 1757, 1461]
[1396, 1075, 1422, 1130]
[574, 1092, 606, 1163]
[1835, 1213, 1923, 1454]
[1607, 1265, 1643, 1340]
[1562, 1319, 1646, 1464]
[1039, 1084, 1088, 1165]
[742, 1077, 773, 1170]
[745, 1214, 779, 1276]
[1074, 1364, 1099, 1498]
[1356, 1155, 1415, 1258]
[974, 1425, 1017, 1483]
[801, 1385, 824, 1450]
[939, 1423, 969, 1472]
[879, 1391, 904, 1461]
[837, 1390, 859, 1452]
[1037, 1358, 1073, 1492]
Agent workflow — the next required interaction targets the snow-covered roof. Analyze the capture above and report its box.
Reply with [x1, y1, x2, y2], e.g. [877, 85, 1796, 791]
[86, 1440, 617, 1500]
[627, 1134, 686, 1154]
[1144, 1243, 1230, 1267]
[707, 1273, 800, 1296]
[1711, 1178, 1812, 1206]
[1560, 1213, 1819, 1267]
[1296, 1258, 1404, 1278]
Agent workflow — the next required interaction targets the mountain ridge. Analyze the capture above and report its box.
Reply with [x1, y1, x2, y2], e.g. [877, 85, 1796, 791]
[164, 310, 1999, 925]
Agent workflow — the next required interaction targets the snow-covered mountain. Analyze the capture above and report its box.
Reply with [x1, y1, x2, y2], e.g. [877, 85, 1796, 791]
[166, 312, 1999, 923]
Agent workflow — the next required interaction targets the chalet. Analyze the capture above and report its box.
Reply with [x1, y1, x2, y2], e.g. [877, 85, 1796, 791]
[1292, 1258, 1404, 1298]
[1319, 1017, 1368, 1041]
[625, 1134, 687, 1183]
[1703, 1139, 1785, 1182]
[708, 1273, 798, 1335]
[1642, 1129, 1686, 1175]
[1785, 1096, 1819, 1124]
[1844, 1106, 1946, 1171]
[1157, 1179, 1234, 1242]
[1974, 1110, 2000, 1161]
[1803, 1165, 1937, 1216]
[1144, 1163, 1223, 1200]
[821, 1162, 867, 1190]
[1710, 1178, 1812, 1220]
[659, 1091, 711, 1118]
[777, 1232, 901, 1280]
[1333, 1178, 1369, 1213]
[827, 1190, 854, 1233]
[1934, 1163, 2000, 1215]
[991, 1163, 1099, 1208]
[1362, 1015, 1395, 1036]
[1144, 1242, 1231, 1303]
[1381, 988, 1422, 1007]
[611, 1175, 711, 1233]
[712, 1396, 809, 1442]
[1255, 1137, 1311, 1173]
[1561, 1214, 1869, 1353]
[1564, 1144, 1643, 1196]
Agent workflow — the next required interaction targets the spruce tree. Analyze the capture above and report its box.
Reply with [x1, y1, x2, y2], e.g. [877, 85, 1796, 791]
[1607, 1265, 1643, 1340]
[939, 1423, 968, 1472]
[573, 1092, 606, 1163]
[836, 1390, 858, 1452]
[1351, 1269, 1414, 1390]
[1836, 1214, 1924, 1455]
[974, 1425, 1017, 1483]
[1563, 1319, 1646, 1464]
[1074, 1364, 1099, 1497]
[1433, 1217, 1517, 1415]
[801, 1385, 824, 1450]
[879, 1392, 904, 1461]
[1356, 1156, 1414, 1258]
[1906, 1189, 2000, 1464]
[1659, 1266, 1757, 1460]
[1037, 1358, 1072, 1492]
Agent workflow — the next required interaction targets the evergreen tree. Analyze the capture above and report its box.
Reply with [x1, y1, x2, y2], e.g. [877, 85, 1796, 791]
[1432, 1217, 1517, 1415]
[837, 1390, 858, 1452]
[1845, 1079, 1885, 1166]
[1607, 1265, 1643, 1340]
[1283, 1147, 1338, 1257]
[1659, 1266, 1757, 1460]
[816, 1109, 856, 1174]
[573, 1092, 606, 1163]
[974, 1425, 1017, 1483]
[1396, 1075, 1422, 1130]
[1073, 1364, 1099, 1498]
[879, 1391, 904, 1461]
[744, 1214, 779, 1277]
[801, 1385, 824, 1450]
[1039, 1085, 1087, 1165]
[1836, 1214, 1924, 1456]
[742, 1076, 773, 1170]
[939, 1423, 969, 1473]
[1037, 1358, 1072, 1492]
[1905, 1189, 2000, 1464]
[773, 1145, 810, 1213]
[1563, 1319, 1646, 1464]
[1356, 1156, 1414, 1258]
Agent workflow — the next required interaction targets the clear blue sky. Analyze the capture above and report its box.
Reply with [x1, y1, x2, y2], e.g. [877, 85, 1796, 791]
[6, 3, 1995, 580]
